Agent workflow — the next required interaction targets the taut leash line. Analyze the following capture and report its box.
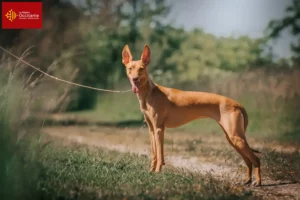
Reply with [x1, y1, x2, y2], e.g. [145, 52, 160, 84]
[0, 46, 131, 93]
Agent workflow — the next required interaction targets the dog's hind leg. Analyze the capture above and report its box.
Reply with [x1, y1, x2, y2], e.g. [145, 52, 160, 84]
[219, 124, 252, 185]
[230, 135, 261, 186]
[220, 111, 261, 186]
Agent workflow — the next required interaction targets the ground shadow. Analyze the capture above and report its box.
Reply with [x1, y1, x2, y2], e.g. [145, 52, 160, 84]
[30, 116, 145, 128]
[261, 181, 298, 187]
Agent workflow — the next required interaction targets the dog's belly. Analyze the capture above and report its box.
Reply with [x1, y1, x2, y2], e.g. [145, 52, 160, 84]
[164, 108, 208, 128]
[164, 117, 207, 128]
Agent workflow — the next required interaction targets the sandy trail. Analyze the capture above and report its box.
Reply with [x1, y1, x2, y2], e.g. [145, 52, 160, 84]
[43, 126, 235, 175]
[43, 126, 300, 200]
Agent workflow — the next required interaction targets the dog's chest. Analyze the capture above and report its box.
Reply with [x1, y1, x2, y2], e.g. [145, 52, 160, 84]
[139, 100, 155, 118]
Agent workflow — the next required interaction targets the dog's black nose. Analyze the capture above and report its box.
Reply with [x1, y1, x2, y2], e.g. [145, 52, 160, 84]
[132, 77, 139, 82]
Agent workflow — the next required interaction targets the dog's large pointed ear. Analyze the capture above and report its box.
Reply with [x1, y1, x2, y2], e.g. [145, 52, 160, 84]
[122, 45, 132, 65]
[141, 45, 151, 66]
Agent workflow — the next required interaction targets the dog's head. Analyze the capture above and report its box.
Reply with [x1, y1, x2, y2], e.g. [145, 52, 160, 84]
[122, 44, 150, 93]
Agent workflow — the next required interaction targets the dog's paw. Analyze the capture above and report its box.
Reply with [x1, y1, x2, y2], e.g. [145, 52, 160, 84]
[149, 168, 155, 173]
[154, 167, 162, 173]
[251, 181, 261, 187]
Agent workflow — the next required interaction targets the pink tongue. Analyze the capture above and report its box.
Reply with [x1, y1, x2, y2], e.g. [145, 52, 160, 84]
[131, 84, 139, 93]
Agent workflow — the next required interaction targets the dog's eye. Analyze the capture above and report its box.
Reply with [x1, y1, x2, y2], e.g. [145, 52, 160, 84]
[139, 68, 144, 71]
[128, 67, 132, 71]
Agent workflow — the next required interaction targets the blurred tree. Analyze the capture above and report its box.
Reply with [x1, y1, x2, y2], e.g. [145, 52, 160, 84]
[0, 0, 84, 112]
[0, 0, 82, 71]
[67, 0, 125, 110]
[267, 0, 300, 61]
[0, 0, 180, 111]
[67, 0, 175, 110]
[167, 29, 267, 82]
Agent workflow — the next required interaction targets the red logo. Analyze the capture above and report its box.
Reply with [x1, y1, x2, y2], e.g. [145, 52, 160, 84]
[2, 2, 42, 29]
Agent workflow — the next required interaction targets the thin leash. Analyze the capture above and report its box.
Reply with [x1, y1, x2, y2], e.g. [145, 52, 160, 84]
[0, 46, 132, 93]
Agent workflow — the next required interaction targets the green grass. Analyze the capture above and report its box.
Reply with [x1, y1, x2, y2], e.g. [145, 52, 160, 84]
[70, 92, 142, 123]
[0, 64, 41, 200]
[37, 141, 253, 200]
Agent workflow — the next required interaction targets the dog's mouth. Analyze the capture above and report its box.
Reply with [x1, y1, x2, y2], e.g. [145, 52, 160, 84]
[131, 79, 141, 93]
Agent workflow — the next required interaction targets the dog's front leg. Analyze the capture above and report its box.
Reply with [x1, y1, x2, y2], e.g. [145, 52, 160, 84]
[144, 116, 156, 172]
[154, 127, 165, 172]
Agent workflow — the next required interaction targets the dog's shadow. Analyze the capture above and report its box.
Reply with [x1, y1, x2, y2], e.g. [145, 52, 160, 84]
[261, 181, 298, 187]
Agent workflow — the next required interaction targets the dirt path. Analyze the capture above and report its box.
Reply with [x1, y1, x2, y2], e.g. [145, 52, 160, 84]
[43, 126, 300, 200]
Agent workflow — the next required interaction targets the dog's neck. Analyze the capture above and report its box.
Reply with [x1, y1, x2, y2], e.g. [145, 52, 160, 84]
[136, 76, 155, 101]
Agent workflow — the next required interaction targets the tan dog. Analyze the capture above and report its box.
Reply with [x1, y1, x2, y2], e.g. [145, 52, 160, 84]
[122, 44, 261, 186]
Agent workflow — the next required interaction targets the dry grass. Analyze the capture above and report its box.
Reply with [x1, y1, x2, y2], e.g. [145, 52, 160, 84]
[263, 150, 300, 183]
[210, 68, 300, 99]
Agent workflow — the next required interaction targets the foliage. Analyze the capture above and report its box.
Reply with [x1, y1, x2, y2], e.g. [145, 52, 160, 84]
[67, 0, 175, 110]
[267, 0, 300, 61]
[0, 61, 40, 200]
[167, 29, 268, 82]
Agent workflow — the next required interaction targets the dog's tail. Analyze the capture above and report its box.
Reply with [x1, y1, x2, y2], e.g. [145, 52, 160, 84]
[251, 148, 262, 154]
[240, 106, 249, 132]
